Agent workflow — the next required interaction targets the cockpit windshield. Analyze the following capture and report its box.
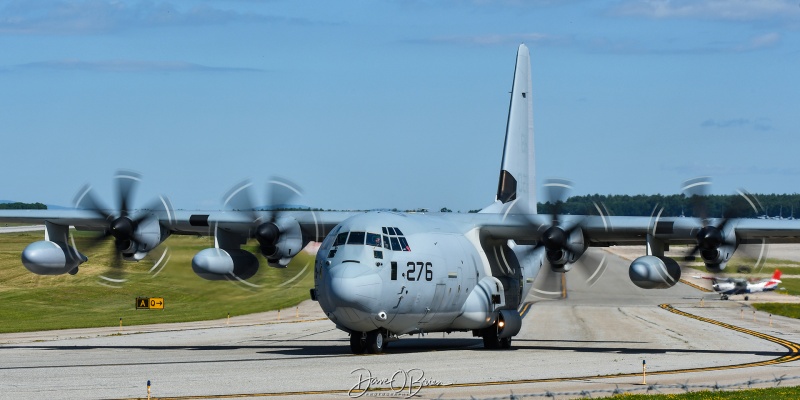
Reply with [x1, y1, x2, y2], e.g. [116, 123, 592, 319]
[347, 231, 366, 245]
[366, 233, 382, 247]
[331, 227, 410, 251]
[335, 232, 348, 246]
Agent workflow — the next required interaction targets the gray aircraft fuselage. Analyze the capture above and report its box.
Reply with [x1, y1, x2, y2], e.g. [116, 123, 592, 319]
[314, 212, 540, 337]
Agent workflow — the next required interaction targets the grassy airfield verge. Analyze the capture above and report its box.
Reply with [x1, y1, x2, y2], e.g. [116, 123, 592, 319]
[753, 277, 800, 317]
[0, 232, 314, 333]
[614, 386, 800, 398]
[675, 244, 800, 320]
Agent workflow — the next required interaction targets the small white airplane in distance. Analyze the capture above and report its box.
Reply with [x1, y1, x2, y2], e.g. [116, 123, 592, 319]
[694, 270, 782, 300]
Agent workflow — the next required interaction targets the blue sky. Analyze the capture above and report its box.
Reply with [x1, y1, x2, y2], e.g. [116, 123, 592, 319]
[0, 0, 798, 212]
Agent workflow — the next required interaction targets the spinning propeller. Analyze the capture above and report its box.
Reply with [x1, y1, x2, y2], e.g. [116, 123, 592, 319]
[680, 177, 767, 272]
[72, 170, 173, 287]
[214, 177, 317, 291]
[222, 177, 305, 266]
[530, 179, 611, 299]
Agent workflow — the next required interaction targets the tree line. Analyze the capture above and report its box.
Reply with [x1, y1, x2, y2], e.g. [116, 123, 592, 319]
[535, 193, 800, 218]
[0, 202, 47, 210]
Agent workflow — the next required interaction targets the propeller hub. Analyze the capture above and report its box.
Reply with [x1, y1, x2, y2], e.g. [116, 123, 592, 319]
[696, 226, 723, 250]
[110, 217, 135, 241]
[542, 226, 566, 251]
[256, 222, 280, 246]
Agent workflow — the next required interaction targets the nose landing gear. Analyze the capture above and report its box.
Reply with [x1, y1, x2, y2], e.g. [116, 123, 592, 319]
[350, 330, 387, 354]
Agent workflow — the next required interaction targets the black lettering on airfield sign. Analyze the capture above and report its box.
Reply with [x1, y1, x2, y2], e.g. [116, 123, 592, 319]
[136, 297, 164, 310]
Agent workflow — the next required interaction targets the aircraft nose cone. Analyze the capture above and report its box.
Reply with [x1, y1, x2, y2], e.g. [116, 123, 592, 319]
[327, 262, 382, 313]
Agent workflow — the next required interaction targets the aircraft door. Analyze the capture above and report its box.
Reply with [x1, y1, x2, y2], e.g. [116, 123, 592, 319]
[419, 284, 446, 324]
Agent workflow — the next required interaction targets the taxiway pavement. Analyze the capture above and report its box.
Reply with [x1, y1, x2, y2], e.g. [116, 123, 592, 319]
[2, 247, 800, 399]
[0, 225, 45, 234]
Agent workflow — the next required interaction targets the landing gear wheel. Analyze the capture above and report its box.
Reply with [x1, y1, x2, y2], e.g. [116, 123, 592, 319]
[744, 295, 749, 301]
[366, 330, 386, 354]
[500, 337, 512, 349]
[482, 325, 501, 349]
[350, 332, 366, 354]
[722, 295, 729, 300]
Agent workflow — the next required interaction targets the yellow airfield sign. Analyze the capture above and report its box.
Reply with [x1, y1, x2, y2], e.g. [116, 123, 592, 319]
[136, 297, 165, 310]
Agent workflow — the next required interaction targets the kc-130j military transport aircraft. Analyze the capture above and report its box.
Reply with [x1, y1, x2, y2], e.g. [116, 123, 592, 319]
[3, 44, 800, 354]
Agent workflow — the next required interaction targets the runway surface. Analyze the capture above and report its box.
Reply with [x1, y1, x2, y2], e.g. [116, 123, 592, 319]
[3, 247, 800, 399]
[0, 225, 45, 233]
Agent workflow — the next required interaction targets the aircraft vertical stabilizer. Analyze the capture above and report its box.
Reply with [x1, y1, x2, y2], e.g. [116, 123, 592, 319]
[483, 44, 535, 214]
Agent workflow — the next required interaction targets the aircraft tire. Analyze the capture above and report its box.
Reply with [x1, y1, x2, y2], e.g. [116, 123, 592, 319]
[722, 295, 729, 300]
[500, 337, 512, 349]
[744, 296, 749, 301]
[482, 326, 501, 349]
[350, 333, 366, 354]
[366, 330, 385, 354]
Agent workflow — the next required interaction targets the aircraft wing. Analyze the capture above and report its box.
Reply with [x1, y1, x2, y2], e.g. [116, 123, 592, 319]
[475, 211, 800, 285]
[0, 209, 354, 242]
[167, 210, 354, 241]
[0, 209, 109, 229]
[728, 219, 800, 244]
[476, 213, 800, 246]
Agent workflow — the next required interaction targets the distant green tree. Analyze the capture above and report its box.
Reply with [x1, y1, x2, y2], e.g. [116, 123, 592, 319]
[533, 193, 800, 218]
[0, 202, 47, 210]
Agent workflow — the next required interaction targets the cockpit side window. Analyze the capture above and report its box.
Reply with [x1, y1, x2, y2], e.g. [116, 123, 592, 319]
[347, 231, 366, 245]
[398, 237, 411, 251]
[366, 233, 382, 247]
[379, 226, 412, 252]
[335, 232, 349, 246]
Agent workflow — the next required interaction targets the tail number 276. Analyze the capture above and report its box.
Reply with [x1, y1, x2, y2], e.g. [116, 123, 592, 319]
[407, 262, 433, 281]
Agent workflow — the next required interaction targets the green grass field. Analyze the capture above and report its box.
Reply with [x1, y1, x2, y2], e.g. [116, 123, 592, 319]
[614, 386, 800, 399]
[0, 231, 315, 333]
[752, 277, 800, 318]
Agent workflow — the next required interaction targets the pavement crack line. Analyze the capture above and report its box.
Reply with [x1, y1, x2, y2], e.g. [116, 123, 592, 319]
[121, 303, 800, 399]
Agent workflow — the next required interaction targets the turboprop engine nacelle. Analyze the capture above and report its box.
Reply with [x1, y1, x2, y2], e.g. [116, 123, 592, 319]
[629, 255, 681, 289]
[191, 248, 259, 280]
[700, 244, 736, 273]
[21, 241, 87, 275]
[257, 217, 304, 268]
[114, 216, 171, 260]
[545, 227, 586, 272]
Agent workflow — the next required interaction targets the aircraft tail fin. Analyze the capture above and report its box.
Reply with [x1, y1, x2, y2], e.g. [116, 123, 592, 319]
[482, 44, 536, 214]
[770, 269, 782, 284]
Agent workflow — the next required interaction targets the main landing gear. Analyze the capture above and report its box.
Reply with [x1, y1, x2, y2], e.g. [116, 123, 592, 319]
[350, 329, 388, 354]
[480, 320, 512, 349]
[720, 295, 748, 301]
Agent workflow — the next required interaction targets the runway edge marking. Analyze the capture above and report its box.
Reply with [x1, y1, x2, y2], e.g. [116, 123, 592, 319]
[679, 279, 714, 293]
[125, 303, 800, 399]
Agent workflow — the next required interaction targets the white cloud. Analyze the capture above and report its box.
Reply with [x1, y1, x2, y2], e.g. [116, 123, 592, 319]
[701, 118, 774, 131]
[582, 32, 782, 54]
[0, 0, 306, 35]
[418, 33, 568, 46]
[463, 0, 579, 5]
[611, 0, 800, 21]
[3, 59, 260, 73]
[735, 32, 781, 51]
